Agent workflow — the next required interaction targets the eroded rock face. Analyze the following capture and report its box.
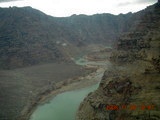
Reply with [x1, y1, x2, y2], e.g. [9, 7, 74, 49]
[0, 7, 136, 70]
[77, 2, 160, 120]
[77, 66, 160, 120]
[110, 2, 160, 65]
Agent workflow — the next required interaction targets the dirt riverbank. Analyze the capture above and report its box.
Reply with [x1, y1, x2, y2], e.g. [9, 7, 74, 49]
[21, 66, 106, 120]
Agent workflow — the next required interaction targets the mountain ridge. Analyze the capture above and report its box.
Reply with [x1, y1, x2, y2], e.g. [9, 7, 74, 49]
[0, 6, 140, 69]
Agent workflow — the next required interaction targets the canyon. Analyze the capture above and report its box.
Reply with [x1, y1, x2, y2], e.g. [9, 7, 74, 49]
[0, 1, 159, 120]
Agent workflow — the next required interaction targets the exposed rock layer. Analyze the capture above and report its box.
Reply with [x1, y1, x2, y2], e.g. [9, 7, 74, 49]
[77, 2, 160, 120]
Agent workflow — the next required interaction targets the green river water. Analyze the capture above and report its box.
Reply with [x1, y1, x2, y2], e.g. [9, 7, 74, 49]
[30, 83, 99, 120]
[29, 56, 107, 120]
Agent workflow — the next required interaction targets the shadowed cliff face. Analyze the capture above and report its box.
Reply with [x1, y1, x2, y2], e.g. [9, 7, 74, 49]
[0, 7, 138, 69]
[0, 7, 72, 69]
[77, 2, 160, 120]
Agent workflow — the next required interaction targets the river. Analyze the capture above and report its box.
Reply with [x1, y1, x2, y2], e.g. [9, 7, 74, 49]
[30, 83, 99, 120]
[30, 56, 109, 120]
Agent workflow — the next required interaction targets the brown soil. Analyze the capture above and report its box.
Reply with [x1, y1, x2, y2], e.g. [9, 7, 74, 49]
[0, 62, 94, 120]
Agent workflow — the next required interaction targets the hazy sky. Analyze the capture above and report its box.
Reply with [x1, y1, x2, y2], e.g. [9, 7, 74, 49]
[0, 0, 157, 17]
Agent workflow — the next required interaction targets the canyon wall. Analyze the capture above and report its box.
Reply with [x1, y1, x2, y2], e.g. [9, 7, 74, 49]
[77, 2, 160, 120]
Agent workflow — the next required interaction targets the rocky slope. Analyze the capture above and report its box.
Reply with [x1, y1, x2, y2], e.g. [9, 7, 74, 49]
[0, 7, 71, 69]
[0, 2, 159, 120]
[77, 2, 160, 120]
[0, 5, 139, 120]
[54, 13, 135, 45]
[0, 6, 139, 69]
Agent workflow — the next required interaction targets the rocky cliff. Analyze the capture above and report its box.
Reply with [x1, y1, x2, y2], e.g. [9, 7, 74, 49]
[77, 2, 160, 120]
[0, 2, 159, 120]
[0, 5, 140, 120]
[0, 7, 138, 69]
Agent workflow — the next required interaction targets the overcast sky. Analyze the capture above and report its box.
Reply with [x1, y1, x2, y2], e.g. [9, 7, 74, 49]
[0, 0, 157, 17]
